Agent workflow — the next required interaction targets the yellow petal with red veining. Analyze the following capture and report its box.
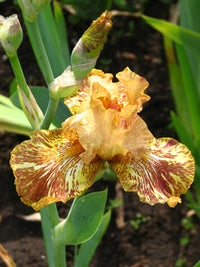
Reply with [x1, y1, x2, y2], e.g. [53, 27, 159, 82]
[109, 138, 195, 207]
[10, 129, 102, 211]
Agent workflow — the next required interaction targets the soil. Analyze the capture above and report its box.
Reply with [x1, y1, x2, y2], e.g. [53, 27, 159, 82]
[1, 1, 200, 267]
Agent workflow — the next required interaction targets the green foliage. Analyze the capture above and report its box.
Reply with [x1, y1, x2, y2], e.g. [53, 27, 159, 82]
[107, 198, 123, 210]
[9, 78, 17, 96]
[53, 1, 70, 66]
[37, 5, 69, 77]
[74, 210, 111, 267]
[0, 94, 32, 135]
[102, 166, 118, 182]
[180, 236, 190, 245]
[181, 217, 194, 230]
[10, 86, 72, 128]
[130, 213, 150, 230]
[52, 190, 108, 246]
[194, 260, 200, 267]
[141, 0, 200, 217]
[175, 258, 186, 267]
[160, 0, 173, 4]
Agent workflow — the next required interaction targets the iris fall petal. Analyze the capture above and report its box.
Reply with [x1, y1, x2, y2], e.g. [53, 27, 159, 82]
[110, 138, 194, 207]
[10, 129, 102, 210]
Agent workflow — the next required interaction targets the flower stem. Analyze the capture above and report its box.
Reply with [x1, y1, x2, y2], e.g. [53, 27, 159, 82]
[9, 54, 30, 98]
[40, 204, 66, 267]
[24, 16, 66, 267]
[39, 97, 65, 267]
[40, 97, 59, 130]
[9, 54, 40, 130]
[39, 98, 65, 266]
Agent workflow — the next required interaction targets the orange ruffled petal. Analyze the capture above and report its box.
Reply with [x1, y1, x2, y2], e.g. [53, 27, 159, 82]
[64, 67, 150, 115]
[116, 67, 150, 112]
[10, 129, 102, 210]
[110, 138, 194, 207]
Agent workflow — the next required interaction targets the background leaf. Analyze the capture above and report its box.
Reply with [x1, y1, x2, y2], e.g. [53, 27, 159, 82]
[53, 1, 70, 65]
[37, 5, 68, 77]
[0, 94, 32, 135]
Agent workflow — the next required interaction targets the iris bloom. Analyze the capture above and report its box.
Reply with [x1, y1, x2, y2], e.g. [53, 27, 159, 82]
[10, 68, 195, 211]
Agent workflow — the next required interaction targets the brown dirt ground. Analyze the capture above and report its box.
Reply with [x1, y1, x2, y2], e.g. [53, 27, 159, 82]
[1, 1, 200, 267]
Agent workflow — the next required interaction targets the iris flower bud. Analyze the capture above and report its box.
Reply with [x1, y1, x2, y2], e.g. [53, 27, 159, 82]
[18, 0, 51, 23]
[0, 14, 23, 57]
[71, 11, 112, 79]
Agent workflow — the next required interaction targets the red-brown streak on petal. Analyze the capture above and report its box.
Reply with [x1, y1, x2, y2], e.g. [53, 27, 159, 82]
[109, 138, 195, 207]
[10, 129, 102, 211]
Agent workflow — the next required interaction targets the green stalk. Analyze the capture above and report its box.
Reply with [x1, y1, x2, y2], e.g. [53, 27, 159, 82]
[25, 19, 54, 85]
[40, 204, 66, 267]
[9, 54, 30, 97]
[9, 54, 40, 130]
[23, 15, 66, 267]
[39, 88, 65, 267]
[40, 97, 59, 130]
[39, 97, 65, 266]
[10, 53, 63, 264]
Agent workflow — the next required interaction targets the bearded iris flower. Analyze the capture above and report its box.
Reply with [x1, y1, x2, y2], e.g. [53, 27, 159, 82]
[10, 67, 195, 211]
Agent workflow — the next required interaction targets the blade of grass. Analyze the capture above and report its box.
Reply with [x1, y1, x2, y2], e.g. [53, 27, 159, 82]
[37, 5, 67, 77]
[25, 19, 54, 85]
[141, 15, 200, 55]
[142, 14, 200, 143]
[53, 1, 70, 66]
[0, 94, 16, 108]
[163, 36, 192, 134]
[0, 104, 32, 135]
[194, 164, 200, 205]
[175, 43, 200, 143]
[170, 112, 196, 158]
[179, 0, 200, 94]
[180, 0, 200, 32]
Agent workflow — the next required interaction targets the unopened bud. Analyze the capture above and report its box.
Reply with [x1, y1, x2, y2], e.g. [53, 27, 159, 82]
[71, 11, 112, 79]
[18, 0, 51, 23]
[0, 14, 23, 57]
[49, 67, 82, 100]
[18, 85, 44, 130]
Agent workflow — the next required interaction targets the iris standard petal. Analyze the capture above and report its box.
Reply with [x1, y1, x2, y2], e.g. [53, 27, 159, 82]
[64, 69, 115, 115]
[10, 129, 102, 210]
[110, 138, 194, 207]
[64, 67, 150, 116]
[116, 67, 150, 112]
